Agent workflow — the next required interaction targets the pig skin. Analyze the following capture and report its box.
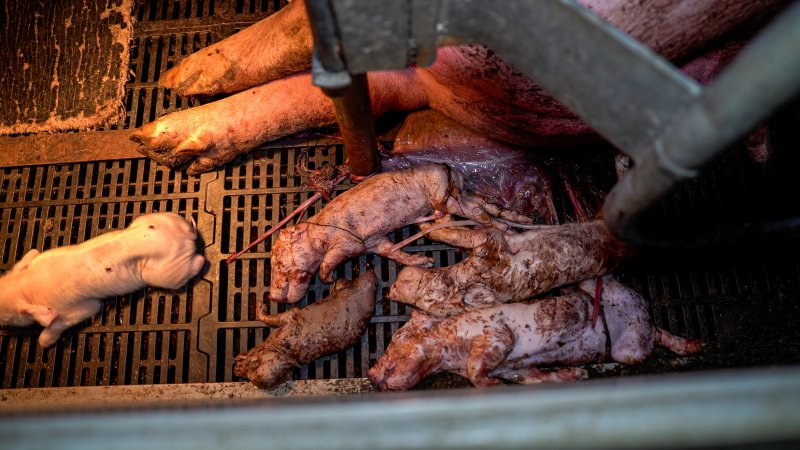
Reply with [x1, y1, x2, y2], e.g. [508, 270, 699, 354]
[369, 277, 703, 390]
[130, 0, 785, 173]
[383, 109, 561, 224]
[383, 109, 615, 223]
[268, 164, 496, 304]
[388, 220, 630, 317]
[0, 213, 206, 347]
[234, 272, 377, 389]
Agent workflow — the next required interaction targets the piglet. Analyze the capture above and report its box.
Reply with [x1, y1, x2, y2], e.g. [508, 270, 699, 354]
[389, 220, 630, 317]
[234, 272, 377, 389]
[369, 277, 702, 390]
[0, 212, 206, 347]
[269, 164, 500, 304]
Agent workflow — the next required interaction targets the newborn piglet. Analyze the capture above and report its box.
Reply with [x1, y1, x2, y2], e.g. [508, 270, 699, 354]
[234, 272, 377, 389]
[0, 213, 206, 347]
[389, 219, 630, 317]
[369, 277, 702, 390]
[269, 164, 505, 303]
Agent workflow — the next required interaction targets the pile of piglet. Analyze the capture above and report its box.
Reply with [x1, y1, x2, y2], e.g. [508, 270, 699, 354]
[232, 163, 702, 390]
[122, 0, 777, 389]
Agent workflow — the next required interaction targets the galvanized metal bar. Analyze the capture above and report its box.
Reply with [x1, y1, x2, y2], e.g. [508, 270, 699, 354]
[2, 367, 800, 449]
[330, 0, 411, 73]
[305, 0, 347, 74]
[603, 2, 800, 243]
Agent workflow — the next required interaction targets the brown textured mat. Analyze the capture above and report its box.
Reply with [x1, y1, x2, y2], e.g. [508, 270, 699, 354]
[0, 0, 134, 135]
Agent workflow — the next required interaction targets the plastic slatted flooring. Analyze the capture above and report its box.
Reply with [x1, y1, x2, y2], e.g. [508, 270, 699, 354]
[2, 0, 800, 388]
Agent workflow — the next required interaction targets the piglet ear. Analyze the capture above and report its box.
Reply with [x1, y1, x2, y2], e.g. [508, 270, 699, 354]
[331, 277, 351, 293]
[12, 249, 41, 272]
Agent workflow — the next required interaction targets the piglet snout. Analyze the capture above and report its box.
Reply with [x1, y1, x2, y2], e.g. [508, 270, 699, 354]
[134, 213, 206, 289]
[388, 267, 425, 302]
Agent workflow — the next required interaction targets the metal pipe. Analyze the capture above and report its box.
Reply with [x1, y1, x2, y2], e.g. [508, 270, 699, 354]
[327, 0, 800, 242]
[323, 73, 381, 177]
[3, 367, 800, 449]
[305, 0, 346, 74]
[602, 2, 800, 243]
[306, 0, 380, 177]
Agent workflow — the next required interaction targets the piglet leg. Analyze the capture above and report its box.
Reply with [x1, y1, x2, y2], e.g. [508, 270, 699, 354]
[256, 308, 290, 326]
[492, 367, 588, 384]
[465, 196, 534, 225]
[38, 299, 102, 348]
[420, 217, 490, 250]
[656, 328, 705, 356]
[11, 249, 40, 272]
[371, 237, 434, 268]
[19, 304, 58, 328]
[466, 327, 514, 387]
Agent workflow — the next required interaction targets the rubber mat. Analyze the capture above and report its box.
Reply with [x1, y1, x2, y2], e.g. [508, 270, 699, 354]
[0, 0, 135, 135]
[1, 0, 800, 389]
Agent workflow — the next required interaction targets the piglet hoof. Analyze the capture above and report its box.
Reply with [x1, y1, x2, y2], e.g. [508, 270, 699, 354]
[404, 254, 434, 268]
[256, 304, 271, 323]
[232, 354, 251, 379]
[37, 332, 59, 349]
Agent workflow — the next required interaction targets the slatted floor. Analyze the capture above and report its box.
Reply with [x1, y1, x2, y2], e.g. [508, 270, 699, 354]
[1, 0, 799, 389]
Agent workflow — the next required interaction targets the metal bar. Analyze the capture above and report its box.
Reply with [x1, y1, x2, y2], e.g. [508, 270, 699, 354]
[306, 0, 380, 176]
[2, 367, 800, 449]
[0, 131, 145, 169]
[602, 2, 800, 243]
[438, 0, 702, 160]
[324, 73, 380, 177]
[305, 0, 346, 74]
[0, 379, 374, 412]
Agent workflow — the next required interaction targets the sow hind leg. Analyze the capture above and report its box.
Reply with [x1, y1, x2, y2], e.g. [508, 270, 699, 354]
[161, 0, 313, 96]
[132, 71, 427, 174]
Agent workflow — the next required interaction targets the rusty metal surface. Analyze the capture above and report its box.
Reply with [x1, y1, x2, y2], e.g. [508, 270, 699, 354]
[325, 74, 381, 176]
[0, 130, 143, 168]
[0, 378, 375, 412]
